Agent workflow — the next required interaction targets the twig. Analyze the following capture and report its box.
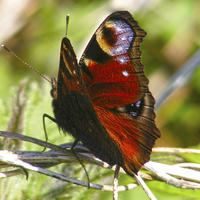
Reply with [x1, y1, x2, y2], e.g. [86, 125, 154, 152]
[144, 161, 200, 189]
[0, 130, 200, 194]
[153, 147, 200, 154]
[134, 173, 157, 200]
[0, 150, 102, 189]
[113, 165, 120, 200]
[0, 150, 140, 192]
[0, 131, 103, 166]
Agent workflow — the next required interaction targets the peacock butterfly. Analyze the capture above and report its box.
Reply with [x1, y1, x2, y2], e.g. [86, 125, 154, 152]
[51, 11, 160, 176]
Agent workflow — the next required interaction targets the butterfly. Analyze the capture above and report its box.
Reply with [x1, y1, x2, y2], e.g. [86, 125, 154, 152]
[50, 11, 161, 177]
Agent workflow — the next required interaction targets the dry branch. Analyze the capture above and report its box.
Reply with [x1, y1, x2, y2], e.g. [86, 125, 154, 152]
[0, 130, 200, 192]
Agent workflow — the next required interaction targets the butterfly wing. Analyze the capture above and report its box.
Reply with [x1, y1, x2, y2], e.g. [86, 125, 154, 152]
[52, 11, 160, 176]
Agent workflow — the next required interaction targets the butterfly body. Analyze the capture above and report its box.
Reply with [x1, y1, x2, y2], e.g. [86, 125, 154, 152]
[51, 11, 160, 176]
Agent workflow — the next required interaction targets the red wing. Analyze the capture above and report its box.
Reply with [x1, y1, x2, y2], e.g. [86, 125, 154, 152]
[79, 11, 160, 174]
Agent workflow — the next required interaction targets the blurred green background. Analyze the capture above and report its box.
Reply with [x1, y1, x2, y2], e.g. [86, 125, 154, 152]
[0, 0, 200, 199]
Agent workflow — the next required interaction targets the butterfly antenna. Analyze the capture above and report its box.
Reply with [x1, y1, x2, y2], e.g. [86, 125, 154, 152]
[1, 45, 51, 83]
[65, 14, 70, 37]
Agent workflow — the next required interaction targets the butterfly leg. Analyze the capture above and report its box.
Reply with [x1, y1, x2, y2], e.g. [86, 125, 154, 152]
[43, 114, 90, 187]
[71, 139, 91, 189]
[42, 113, 56, 150]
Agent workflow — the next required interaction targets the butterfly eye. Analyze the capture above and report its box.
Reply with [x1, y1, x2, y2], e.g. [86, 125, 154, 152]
[51, 78, 58, 99]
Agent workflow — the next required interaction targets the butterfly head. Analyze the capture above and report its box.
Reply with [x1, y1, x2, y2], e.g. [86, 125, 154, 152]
[51, 77, 58, 100]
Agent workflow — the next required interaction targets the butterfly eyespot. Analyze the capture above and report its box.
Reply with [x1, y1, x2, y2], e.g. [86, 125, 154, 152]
[125, 100, 143, 118]
[96, 20, 134, 57]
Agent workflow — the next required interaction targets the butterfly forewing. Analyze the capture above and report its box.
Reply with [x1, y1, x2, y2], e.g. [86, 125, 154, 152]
[79, 11, 160, 174]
